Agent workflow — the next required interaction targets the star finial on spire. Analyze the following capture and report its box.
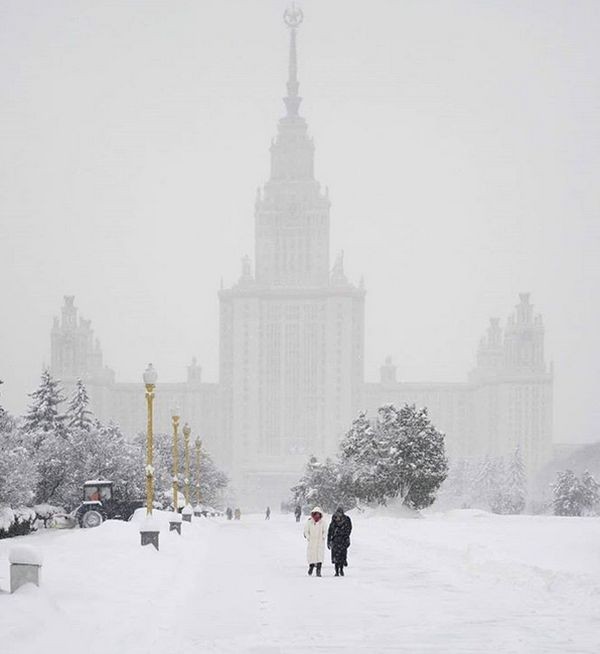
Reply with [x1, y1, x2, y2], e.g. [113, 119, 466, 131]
[283, 3, 304, 29]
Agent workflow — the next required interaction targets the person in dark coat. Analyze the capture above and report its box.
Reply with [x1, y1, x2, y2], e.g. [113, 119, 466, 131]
[294, 505, 302, 522]
[327, 506, 352, 576]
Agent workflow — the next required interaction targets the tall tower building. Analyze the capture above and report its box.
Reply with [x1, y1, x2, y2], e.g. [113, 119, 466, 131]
[219, 7, 365, 504]
[50, 296, 115, 417]
[468, 293, 553, 471]
[47, 9, 554, 507]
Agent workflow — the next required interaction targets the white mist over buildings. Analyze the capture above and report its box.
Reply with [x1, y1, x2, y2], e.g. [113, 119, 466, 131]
[1, 2, 599, 466]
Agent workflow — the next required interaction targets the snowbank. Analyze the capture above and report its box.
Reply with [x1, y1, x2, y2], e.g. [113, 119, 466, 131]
[355, 498, 423, 519]
[131, 508, 185, 532]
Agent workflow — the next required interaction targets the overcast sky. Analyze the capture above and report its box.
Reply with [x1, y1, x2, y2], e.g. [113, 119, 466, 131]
[1, 0, 599, 443]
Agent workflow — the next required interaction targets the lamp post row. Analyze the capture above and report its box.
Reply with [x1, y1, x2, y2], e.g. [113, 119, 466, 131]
[142, 364, 202, 523]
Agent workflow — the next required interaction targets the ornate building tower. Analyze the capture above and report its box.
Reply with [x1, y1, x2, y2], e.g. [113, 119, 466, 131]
[219, 8, 365, 504]
[469, 293, 553, 471]
[50, 296, 115, 415]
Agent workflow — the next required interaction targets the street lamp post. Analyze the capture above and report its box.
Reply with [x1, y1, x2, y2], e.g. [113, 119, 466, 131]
[140, 363, 160, 550]
[142, 363, 158, 517]
[182, 422, 192, 522]
[171, 406, 180, 512]
[194, 437, 202, 510]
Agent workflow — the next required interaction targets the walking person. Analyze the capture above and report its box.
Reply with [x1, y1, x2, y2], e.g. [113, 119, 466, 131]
[327, 506, 353, 576]
[294, 504, 302, 522]
[265, 506, 271, 520]
[303, 507, 326, 577]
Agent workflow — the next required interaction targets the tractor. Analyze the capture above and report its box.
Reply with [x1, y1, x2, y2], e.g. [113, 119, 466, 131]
[52, 480, 144, 529]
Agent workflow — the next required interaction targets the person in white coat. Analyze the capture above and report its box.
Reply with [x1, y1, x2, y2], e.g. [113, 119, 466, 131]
[303, 506, 326, 577]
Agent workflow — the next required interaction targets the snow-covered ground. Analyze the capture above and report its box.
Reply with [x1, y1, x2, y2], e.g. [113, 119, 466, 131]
[1, 510, 599, 653]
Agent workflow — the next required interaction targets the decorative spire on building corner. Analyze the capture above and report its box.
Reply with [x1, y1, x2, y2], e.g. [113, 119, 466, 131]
[331, 250, 348, 286]
[283, 3, 304, 117]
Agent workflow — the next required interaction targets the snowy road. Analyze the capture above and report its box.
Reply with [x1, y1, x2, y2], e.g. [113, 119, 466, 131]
[1, 510, 600, 653]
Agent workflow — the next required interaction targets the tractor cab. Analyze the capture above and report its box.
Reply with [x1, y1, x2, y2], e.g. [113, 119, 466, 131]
[83, 480, 113, 503]
[76, 480, 144, 528]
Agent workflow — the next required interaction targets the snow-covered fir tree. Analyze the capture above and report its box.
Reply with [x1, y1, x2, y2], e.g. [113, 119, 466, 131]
[291, 455, 354, 513]
[338, 404, 448, 509]
[338, 411, 382, 504]
[20, 370, 70, 503]
[66, 379, 94, 432]
[472, 456, 504, 512]
[0, 401, 38, 508]
[553, 469, 583, 516]
[489, 458, 511, 514]
[504, 446, 527, 514]
[0, 378, 5, 422]
[579, 471, 600, 515]
[22, 369, 66, 445]
[437, 458, 477, 509]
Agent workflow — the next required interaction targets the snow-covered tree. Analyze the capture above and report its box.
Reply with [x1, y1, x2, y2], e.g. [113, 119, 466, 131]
[579, 471, 600, 515]
[471, 456, 509, 512]
[22, 369, 66, 447]
[338, 411, 381, 503]
[133, 430, 227, 509]
[553, 469, 584, 516]
[83, 421, 143, 501]
[0, 380, 13, 434]
[34, 427, 76, 505]
[19, 370, 71, 503]
[291, 456, 354, 513]
[339, 404, 448, 509]
[437, 458, 477, 509]
[66, 379, 94, 432]
[503, 447, 527, 514]
[0, 422, 38, 508]
[0, 378, 5, 422]
[198, 449, 229, 507]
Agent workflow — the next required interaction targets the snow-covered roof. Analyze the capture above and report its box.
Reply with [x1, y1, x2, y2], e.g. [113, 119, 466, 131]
[84, 479, 113, 485]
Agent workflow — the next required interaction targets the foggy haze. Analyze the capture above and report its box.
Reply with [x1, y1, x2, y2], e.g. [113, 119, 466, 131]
[1, 0, 599, 445]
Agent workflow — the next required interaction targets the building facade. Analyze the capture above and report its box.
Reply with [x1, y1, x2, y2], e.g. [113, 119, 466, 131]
[49, 11, 553, 505]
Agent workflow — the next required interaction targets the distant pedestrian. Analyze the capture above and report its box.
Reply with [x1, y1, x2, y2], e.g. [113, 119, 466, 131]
[327, 506, 352, 576]
[234, 508, 241, 520]
[265, 506, 271, 520]
[294, 504, 302, 522]
[303, 506, 326, 577]
[226, 507, 233, 520]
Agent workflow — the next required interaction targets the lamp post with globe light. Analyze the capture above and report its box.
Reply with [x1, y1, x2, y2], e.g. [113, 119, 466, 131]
[171, 406, 180, 511]
[180, 422, 192, 521]
[194, 437, 202, 510]
[142, 364, 158, 516]
[183, 423, 191, 505]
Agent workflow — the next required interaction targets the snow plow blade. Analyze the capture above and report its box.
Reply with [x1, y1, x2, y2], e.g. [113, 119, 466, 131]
[49, 513, 78, 529]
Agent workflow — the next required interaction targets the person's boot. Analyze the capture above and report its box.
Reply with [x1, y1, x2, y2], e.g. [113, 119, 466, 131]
[340, 565, 345, 577]
[316, 563, 322, 577]
[308, 564, 314, 576]
[334, 564, 340, 577]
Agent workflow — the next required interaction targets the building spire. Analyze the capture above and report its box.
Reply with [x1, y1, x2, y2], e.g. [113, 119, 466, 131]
[283, 4, 304, 117]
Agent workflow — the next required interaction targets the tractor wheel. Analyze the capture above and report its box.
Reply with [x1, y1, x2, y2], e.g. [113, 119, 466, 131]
[81, 509, 104, 529]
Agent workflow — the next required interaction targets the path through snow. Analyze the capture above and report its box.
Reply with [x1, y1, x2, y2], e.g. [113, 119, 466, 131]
[1, 511, 599, 653]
